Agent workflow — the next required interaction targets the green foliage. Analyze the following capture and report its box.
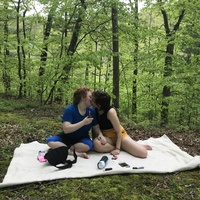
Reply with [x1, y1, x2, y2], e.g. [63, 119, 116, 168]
[0, 0, 199, 129]
[0, 98, 38, 112]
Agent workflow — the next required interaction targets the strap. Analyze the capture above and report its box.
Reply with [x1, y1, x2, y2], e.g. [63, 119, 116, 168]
[56, 163, 73, 169]
[67, 147, 77, 164]
[55, 147, 77, 169]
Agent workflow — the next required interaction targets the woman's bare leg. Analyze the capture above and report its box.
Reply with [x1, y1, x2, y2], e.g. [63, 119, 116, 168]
[48, 141, 89, 159]
[121, 136, 151, 158]
[93, 137, 115, 153]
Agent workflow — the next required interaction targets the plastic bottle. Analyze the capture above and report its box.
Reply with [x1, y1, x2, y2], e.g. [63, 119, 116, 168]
[97, 156, 108, 169]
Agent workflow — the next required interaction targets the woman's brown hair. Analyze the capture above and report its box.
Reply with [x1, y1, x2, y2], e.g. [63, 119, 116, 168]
[73, 86, 91, 105]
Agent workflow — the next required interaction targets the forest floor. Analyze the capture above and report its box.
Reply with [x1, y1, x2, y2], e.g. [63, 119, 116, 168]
[0, 97, 199, 200]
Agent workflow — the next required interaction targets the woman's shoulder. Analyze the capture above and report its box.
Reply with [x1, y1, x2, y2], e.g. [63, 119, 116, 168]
[66, 104, 76, 109]
[64, 104, 77, 113]
[107, 107, 117, 115]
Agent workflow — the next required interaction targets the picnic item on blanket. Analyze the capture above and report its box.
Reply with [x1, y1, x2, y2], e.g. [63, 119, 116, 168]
[97, 156, 108, 169]
[44, 146, 77, 169]
[37, 151, 47, 163]
[0, 135, 199, 188]
[119, 162, 130, 168]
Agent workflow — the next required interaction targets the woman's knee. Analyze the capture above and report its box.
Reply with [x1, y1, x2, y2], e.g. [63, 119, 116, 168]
[80, 138, 93, 150]
[132, 148, 148, 158]
[140, 149, 148, 158]
[74, 143, 90, 152]
[46, 135, 62, 144]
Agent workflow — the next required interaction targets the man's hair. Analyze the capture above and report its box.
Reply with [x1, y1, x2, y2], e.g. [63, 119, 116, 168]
[73, 86, 91, 105]
[92, 90, 111, 111]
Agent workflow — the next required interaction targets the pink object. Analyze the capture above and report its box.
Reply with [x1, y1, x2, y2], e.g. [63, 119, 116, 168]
[112, 155, 118, 160]
[37, 155, 47, 162]
[37, 151, 47, 162]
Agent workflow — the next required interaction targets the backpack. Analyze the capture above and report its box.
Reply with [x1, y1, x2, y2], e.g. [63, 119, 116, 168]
[44, 146, 77, 169]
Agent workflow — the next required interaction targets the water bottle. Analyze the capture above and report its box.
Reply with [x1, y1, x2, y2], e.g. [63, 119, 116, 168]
[97, 156, 108, 169]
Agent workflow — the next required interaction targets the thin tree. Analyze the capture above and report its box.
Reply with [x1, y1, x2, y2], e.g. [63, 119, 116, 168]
[21, 7, 27, 97]
[2, 0, 11, 96]
[44, 0, 87, 104]
[159, 1, 185, 126]
[62, 0, 87, 80]
[38, 4, 56, 104]
[16, 0, 23, 98]
[112, 4, 119, 109]
[129, 0, 139, 119]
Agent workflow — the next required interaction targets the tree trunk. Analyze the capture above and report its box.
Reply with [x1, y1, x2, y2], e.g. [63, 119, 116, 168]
[16, 0, 23, 98]
[39, 9, 54, 76]
[160, 5, 185, 126]
[62, 0, 87, 80]
[112, 6, 119, 109]
[38, 5, 55, 104]
[132, 0, 139, 119]
[22, 9, 27, 97]
[45, 0, 87, 104]
[2, 1, 11, 96]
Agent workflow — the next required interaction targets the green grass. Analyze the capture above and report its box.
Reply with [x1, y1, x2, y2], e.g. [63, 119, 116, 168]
[0, 97, 199, 200]
[0, 172, 199, 200]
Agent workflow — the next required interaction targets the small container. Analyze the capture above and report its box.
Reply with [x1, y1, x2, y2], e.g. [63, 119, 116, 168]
[97, 156, 108, 169]
[37, 151, 47, 162]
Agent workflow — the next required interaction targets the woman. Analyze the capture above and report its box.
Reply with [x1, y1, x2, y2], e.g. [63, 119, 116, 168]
[92, 91, 152, 158]
[46, 86, 101, 158]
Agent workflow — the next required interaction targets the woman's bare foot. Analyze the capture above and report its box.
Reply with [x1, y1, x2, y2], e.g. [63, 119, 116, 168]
[68, 148, 89, 159]
[76, 152, 89, 159]
[143, 145, 152, 150]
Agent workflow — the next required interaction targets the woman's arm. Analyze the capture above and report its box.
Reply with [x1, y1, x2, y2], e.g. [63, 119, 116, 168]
[107, 108, 122, 153]
[63, 117, 93, 134]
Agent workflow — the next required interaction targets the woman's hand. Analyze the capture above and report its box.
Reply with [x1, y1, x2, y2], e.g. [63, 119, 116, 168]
[83, 116, 93, 125]
[97, 135, 107, 145]
[110, 148, 120, 156]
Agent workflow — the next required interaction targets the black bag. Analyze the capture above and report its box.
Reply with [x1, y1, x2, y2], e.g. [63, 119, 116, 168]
[44, 146, 77, 169]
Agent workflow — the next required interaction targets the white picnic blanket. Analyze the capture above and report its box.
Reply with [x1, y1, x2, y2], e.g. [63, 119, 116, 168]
[0, 135, 199, 188]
